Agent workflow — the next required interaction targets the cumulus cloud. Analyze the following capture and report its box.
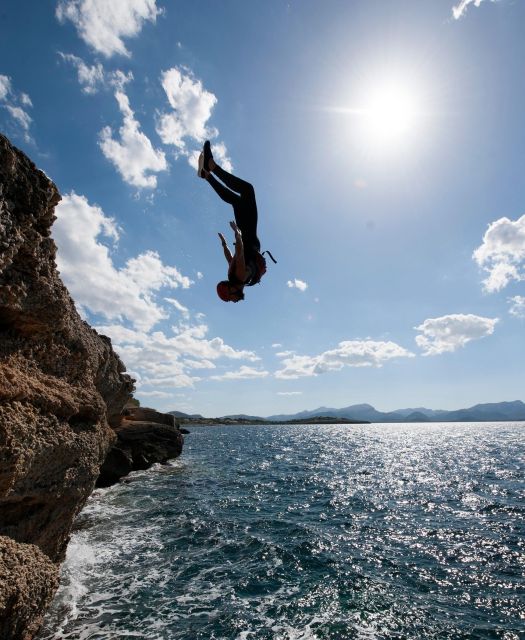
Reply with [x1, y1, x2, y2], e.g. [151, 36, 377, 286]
[157, 67, 216, 145]
[156, 66, 232, 171]
[508, 295, 525, 318]
[473, 214, 525, 292]
[56, 0, 161, 58]
[53, 192, 191, 331]
[275, 340, 414, 379]
[99, 88, 167, 188]
[0, 74, 33, 141]
[415, 314, 498, 356]
[452, 0, 497, 19]
[96, 322, 259, 393]
[211, 366, 269, 381]
[287, 278, 308, 292]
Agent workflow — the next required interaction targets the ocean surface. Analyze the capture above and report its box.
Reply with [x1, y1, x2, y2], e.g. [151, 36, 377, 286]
[39, 423, 524, 640]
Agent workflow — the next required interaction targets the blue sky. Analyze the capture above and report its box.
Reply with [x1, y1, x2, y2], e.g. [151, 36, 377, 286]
[1, 0, 524, 416]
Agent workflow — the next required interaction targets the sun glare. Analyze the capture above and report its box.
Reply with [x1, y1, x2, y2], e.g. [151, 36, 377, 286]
[362, 83, 418, 140]
[348, 77, 424, 151]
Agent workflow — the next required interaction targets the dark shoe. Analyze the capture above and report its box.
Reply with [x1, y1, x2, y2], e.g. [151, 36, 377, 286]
[203, 140, 213, 171]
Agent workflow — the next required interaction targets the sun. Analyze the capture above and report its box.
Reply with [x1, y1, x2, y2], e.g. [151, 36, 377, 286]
[356, 79, 422, 149]
[364, 85, 417, 137]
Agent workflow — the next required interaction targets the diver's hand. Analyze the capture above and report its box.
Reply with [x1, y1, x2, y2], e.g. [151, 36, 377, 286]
[229, 220, 241, 236]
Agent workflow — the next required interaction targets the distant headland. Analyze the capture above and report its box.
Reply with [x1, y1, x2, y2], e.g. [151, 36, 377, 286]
[169, 400, 525, 425]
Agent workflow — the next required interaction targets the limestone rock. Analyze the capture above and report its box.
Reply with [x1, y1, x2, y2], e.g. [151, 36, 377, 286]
[97, 408, 184, 487]
[123, 405, 177, 428]
[0, 536, 59, 640]
[0, 134, 134, 637]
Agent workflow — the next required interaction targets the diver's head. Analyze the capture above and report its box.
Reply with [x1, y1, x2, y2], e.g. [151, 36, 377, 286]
[216, 281, 245, 303]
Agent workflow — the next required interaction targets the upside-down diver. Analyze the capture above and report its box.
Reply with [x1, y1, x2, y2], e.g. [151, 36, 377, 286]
[198, 141, 275, 303]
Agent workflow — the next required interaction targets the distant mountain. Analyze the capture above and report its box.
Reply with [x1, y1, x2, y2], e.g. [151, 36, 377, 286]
[168, 410, 204, 420]
[221, 414, 266, 421]
[403, 411, 432, 422]
[268, 403, 385, 423]
[267, 401, 525, 423]
[169, 401, 525, 424]
[390, 407, 446, 419]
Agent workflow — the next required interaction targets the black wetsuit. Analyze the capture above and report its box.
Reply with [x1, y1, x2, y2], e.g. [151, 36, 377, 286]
[207, 166, 261, 270]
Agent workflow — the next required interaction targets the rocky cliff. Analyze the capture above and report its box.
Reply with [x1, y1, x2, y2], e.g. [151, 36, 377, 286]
[97, 406, 184, 488]
[0, 134, 135, 639]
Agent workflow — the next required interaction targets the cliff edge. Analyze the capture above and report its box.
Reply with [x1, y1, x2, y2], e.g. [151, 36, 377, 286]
[0, 134, 135, 638]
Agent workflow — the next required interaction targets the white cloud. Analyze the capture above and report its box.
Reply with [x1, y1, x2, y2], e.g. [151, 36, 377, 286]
[157, 67, 216, 146]
[99, 88, 167, 188]
[275, 350, 295, 358]
[473, 215, 525, 292]
[452, 0, 497, 19]
[275, 340, 414, 379]
[5, 105, 31, 131]
[56, 0, 161, 58]
[96, 322, 259, 394]
[211, 366, 269, 381]
[271, 343, 282, 348]
[415, 314, 498, 356]
[277, 391, 303, 396]
[59, 52, 105, 93]
[59, 53, 134, 94]
[156, 66, 232, 171]
[138, 390, 173, 399]
[197, 271, 204, 280]
[508, 295, 525, 318]
[53, 192, 191, 331]
[287, 278, 308, 292]
[165, 296, 190, 319]
[0, 75, 11, 100]
[0, 75, 33, 141]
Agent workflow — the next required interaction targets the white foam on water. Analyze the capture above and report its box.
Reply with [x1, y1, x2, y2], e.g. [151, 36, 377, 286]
[56, 534, 101, 619]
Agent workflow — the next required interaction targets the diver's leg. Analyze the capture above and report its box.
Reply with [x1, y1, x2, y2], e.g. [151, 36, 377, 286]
[203, 141, 255, 198]
[212, 164, 255, 199]
[206, 174, 240, 206]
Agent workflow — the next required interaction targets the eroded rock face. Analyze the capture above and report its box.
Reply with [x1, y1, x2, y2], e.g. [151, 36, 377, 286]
[0, 536, 59, 640]
[97, 407, 184, 488]
[0, 134, 134, 638]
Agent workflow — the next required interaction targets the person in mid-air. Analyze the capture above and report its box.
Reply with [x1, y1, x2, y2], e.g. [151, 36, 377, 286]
[198, 141, 272, 303]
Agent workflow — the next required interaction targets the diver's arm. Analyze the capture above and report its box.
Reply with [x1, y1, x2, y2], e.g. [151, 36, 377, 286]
[218, 233, 233, 264]
[230, 221, 246, 280]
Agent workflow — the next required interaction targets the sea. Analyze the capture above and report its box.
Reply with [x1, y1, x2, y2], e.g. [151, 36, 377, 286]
[38, 422, 524, 640]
